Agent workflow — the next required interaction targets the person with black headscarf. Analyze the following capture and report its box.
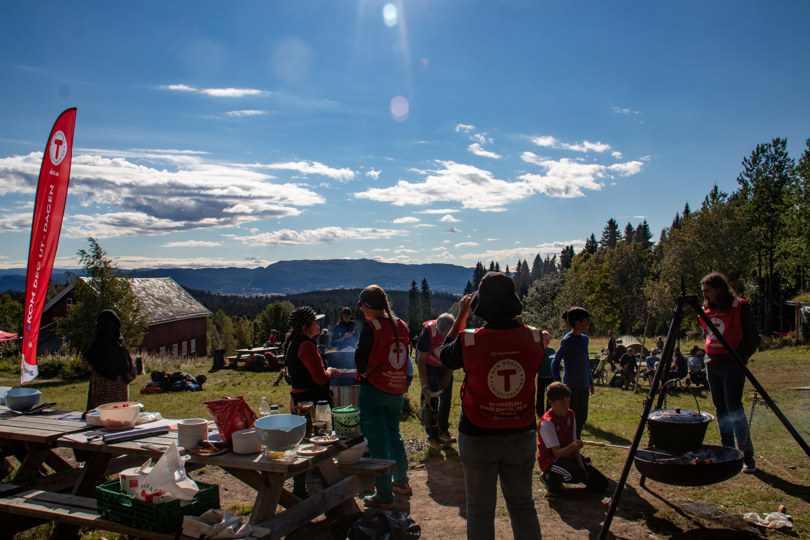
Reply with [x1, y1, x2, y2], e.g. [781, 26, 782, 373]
[82, 309, 136, 411]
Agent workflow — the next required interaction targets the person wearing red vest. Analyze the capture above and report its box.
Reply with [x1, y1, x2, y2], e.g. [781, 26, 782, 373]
[441, 272, 542, 540]
[700, 272, 759, 473]
[537, 382, 608, 496]
[416, 313, 456, 450]
[354, 285, 411, 509]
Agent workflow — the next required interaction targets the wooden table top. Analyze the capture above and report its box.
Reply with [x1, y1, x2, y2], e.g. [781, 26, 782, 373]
[58, 421, 365, 476]
[0, 408, 91, 444]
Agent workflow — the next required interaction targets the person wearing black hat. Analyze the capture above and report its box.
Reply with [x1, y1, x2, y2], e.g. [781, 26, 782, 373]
[331, 307, 358, 350]
[354, 285, 411, 509]
[284, 306, 340, 499]
[440, 272, 543, 539]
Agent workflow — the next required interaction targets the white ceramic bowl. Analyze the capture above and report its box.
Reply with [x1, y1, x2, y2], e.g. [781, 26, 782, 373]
[336, 438, 368, 465]
[232, 428, 263, 454]
[96, 401, 143, 430]
[253, 414, 306, 452]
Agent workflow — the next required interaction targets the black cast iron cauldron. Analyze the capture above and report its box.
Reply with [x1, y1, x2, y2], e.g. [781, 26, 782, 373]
[634, 445, 743, 486]
[647, 408, 714, 451]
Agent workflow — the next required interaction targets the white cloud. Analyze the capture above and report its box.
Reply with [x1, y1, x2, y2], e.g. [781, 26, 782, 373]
[612, 151, 623, 159]
[530, 135, 611, 153]
[366, 169, 381, 180]
[228, 226, 406, 246]
[162, 84, 270, 98]
[226, 110, 267, 117]
[444, 227, 461, 233]
[418, 208, 459, 214]
[455, 123, 474, 133]
[355, 161, 533, 212]
[414, 223, 435, 228]
[163, 240, 222, 247]
[468, 143, 502, 159]
[265, 161, 355, 181]
[455, 241, 478, 248]
[457, 239, 584, 267]
[612, 106, 641, 116]
[0, 150, 328, 237]
[395, 248, 418, 254]
[393, 216, 420, 224]
[439, 214, 460, 223]
[519, 153, 644, 198]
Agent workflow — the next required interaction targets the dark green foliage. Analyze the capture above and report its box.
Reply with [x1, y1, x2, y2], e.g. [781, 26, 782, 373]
[56, 238, 147, 354]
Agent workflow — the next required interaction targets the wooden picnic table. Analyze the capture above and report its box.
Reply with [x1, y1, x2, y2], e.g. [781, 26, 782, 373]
[0, 407, 393, 539]
[231, 346, 280, 368]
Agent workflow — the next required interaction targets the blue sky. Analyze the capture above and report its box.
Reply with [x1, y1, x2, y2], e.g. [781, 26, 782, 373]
[1, 1, 809, 276]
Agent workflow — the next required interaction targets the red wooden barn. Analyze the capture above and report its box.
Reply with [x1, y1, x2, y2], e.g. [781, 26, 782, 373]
[41, 277, 212, 357]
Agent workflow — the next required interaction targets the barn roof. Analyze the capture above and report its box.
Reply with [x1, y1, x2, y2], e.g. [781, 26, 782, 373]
[43, 276, 212, 327]
[126, 277, 212, 325]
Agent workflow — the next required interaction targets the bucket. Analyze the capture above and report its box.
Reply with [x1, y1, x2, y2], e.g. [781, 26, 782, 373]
[332, 406, 361, 437]
[331, 384, 359, 408]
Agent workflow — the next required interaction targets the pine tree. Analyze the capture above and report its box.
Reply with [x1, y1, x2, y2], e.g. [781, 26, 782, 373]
[584, 234, 598, 254]
[624, 222, 635, 243]
[599, 218, 621, 251]
[560, 245, 574, 269]
[636, 220, 653, 250]
[530, 254, 543, 282]
[420, 278, 433, 321]
[472, 262, 486, 290]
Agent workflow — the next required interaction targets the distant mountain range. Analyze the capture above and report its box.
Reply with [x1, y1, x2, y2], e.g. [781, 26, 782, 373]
[0, 259, 473, 295]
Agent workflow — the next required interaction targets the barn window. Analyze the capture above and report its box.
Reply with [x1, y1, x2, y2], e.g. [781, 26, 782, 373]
[190, 339, 196, 354]
[182, 341, 188, 356]
[173, 343, 179, 356]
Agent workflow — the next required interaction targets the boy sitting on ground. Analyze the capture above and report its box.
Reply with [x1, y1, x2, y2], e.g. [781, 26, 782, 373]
[537, 382, 609, 496]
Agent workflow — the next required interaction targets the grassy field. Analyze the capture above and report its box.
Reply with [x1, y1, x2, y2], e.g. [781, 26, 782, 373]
[3, 340, 809, 537]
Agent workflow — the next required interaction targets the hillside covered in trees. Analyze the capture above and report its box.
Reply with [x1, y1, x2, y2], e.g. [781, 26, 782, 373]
[480, 138, 810, 340]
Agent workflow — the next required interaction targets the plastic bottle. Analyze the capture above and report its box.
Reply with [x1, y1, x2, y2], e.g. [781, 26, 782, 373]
[259, 397, 270, 417]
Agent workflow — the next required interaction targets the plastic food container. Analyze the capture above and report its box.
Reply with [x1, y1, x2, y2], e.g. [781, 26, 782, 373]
[96, 401, 144, 430]
[231, 428, 262, 454]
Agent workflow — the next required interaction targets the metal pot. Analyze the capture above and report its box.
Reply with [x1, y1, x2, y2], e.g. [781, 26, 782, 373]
[331, 384, 359, 408]
[647, 408, 714, 451]
[634, 445, 743, 486]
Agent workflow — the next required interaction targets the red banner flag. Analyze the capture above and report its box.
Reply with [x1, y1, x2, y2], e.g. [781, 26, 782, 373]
[21, 108, 77, 384]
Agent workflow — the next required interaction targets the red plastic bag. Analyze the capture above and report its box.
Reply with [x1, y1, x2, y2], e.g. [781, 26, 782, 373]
[203, 397, 257, 442]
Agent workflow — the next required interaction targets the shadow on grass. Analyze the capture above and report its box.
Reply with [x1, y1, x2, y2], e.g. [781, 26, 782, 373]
[584, 425, 633, 447]
[752, 468, 810, 503]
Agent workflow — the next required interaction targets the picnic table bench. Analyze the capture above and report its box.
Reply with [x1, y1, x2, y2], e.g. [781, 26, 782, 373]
[0, 407, 393, 540]
[230, 347, 279, 369]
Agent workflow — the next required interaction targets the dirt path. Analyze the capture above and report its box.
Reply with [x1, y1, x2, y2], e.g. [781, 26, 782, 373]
[191, 448, 765, 540]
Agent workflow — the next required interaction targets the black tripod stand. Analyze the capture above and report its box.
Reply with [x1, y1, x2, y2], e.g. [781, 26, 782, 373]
[598, 291, 810, 540]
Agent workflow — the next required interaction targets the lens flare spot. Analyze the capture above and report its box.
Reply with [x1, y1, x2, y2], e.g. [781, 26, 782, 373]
[390, 95, 409, 122]
[383, 3, 398, 27]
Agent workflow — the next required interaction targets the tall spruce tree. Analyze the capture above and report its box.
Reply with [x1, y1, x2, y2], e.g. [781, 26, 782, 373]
[584, 234, 598, 254]
[599, 218, 621, 251]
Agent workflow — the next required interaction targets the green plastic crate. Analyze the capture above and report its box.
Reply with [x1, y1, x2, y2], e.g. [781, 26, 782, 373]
[96, 480, 219, 532]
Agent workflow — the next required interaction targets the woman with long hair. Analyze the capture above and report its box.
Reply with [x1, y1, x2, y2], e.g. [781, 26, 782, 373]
[700, 272, 759, 473]
[83, 309, 136, 412]
[354, 285, 411, 509]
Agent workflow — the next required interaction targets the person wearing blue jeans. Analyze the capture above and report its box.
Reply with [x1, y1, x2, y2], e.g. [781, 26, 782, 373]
[416, 313, 456, 450]
[355, 285, 411, 509]
[700, 272, 759, 473]
[441, 272, 543, 540]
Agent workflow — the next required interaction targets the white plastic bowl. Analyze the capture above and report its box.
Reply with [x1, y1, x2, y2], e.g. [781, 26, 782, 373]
[96, 401, 143, 430]
[232, 428, 263, 454]
[336, 438, 368, 465]
[254, 414, 306, 451]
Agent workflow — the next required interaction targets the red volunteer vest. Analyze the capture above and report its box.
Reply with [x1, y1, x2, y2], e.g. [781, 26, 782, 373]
[422, 320, 444, 368]
[700, 298, 745, 356]
[460, 325, 543, 429]
[536, 409, 575, 472]
[365, 317, 410, 394]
